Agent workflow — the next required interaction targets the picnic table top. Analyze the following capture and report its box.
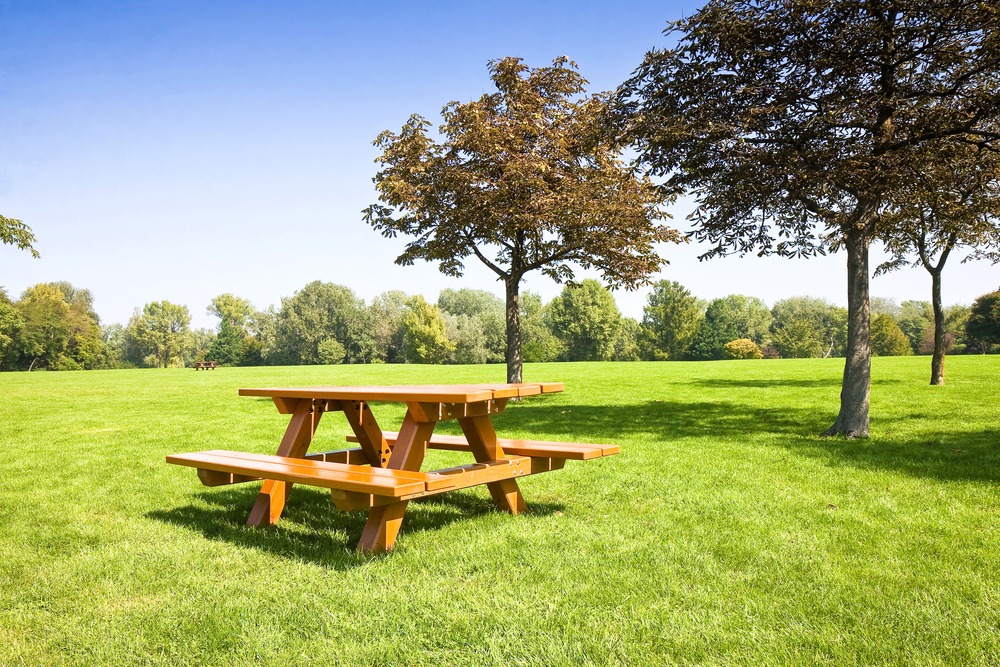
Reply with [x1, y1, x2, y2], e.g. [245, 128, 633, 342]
[238, 382, 564, 404]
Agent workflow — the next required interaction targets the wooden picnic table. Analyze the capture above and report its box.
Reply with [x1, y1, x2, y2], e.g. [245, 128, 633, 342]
[192, 361, 217, 370]
[166, 383, 618, 553]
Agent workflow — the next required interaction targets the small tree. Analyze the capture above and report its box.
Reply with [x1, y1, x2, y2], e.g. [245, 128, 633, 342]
[688, 295, 772, 360]
[131, 301, 192, 368]
[771, 297, 848, 358]
[368, 291, 410, 363]
[619, 0, 1000, 436]
[878, 139, 1000, 383]
[520, 291, 563, 362]
[545, 280, 624, 362]
[364, 56, 682, 383]
[207, 294, 256, 365]
[870, 315, 913, 357]
[273, 282, 370, 365]
[640, 280, 704, 360]
[402, 296, 454, 364]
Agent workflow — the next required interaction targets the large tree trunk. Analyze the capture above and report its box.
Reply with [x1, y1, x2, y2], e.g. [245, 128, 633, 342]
[504, 276, 523, 384]
[824, 228, 871, 438]
[930, 267, 946, 386]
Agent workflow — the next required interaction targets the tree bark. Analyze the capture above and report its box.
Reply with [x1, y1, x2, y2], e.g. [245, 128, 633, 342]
[504, 276, 523, 384]
[929, 267, 945, 385]
[824, 227, 871, 438]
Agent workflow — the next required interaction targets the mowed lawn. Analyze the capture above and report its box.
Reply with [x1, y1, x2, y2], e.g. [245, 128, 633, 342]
[1, 357, 998, 666]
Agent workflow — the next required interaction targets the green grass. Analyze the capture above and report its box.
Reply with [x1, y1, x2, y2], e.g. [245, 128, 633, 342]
[1, 357, 998, 666]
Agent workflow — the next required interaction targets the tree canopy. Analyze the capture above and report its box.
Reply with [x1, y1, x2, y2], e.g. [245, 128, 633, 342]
[0, 213, 38, 259]
[877, 136, 1000, 383]
[618, 0, 1000, 436]
[640, 280, 704, 361]
[364, 56, 682, 382]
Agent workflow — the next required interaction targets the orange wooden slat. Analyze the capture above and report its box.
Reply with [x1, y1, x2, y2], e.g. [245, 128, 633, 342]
[166, 450, 454, 496]
[349, 431, 620, 460]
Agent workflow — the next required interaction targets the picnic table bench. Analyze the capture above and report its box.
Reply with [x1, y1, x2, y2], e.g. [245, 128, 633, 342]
[166, 383, 618, 553]
[192, 361, 217, 370]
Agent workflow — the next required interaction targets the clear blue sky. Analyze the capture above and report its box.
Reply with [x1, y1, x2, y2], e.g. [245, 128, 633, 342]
[1, 1, 995, 330]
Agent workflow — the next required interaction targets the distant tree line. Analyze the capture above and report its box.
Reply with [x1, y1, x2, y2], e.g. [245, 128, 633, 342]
[2, 279, 998, 371]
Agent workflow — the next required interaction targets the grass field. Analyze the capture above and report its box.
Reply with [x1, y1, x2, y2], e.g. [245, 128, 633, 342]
[1, 357, 998, 666]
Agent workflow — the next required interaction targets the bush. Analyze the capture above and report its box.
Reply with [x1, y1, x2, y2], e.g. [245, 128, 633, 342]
[722, 338, 763, 359]
[317, 338, 346, 364]
[870, 314, 912, 356]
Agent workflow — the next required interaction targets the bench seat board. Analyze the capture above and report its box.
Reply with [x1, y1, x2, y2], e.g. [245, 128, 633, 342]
[166, 450, 455, 496]
[348, 432, 620, 460]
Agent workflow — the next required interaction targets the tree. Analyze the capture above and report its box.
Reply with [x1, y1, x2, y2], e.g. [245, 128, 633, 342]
[772, 320, 824, 359]
[368, 291, 409, 363]
[130, 301, 193, 368]
[364, 56, 682, 383]
[688, 295, 771, 360]
[401, 295, 454, 364]
[619, 1, 1000, 436]
[245, 306, 278, 366]
[438, 289, 505, 363]
[207, 294, 256, 365]
[640, 280, 704, 360]
[273, 282, 370, 365]
[966, 288, 1000, 352]
[877, 138, 1000, 384]
[0, 289, 24, 369]
[613, 317, 642, 361]
[520, 291, 562, 363]
[870, 315, 913, 357]
[545, 279, 623, 361]
[897, 300, 933, 352]
[15, 284, 72, 370]
[771, 297, 848, 359]
[0, 213, 39, 258]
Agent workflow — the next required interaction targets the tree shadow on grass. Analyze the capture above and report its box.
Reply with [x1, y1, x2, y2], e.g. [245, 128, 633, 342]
[685, 377, 902, 389]
[496, 400, 1000, 484]
[788, 428, 1000, 484]
[148, 484, 564, 569]
[494, 399, 831, 442]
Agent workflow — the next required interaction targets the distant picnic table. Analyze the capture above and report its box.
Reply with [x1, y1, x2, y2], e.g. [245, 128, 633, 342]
[192, 361, 217, 370]
[167, 383, 619, 552]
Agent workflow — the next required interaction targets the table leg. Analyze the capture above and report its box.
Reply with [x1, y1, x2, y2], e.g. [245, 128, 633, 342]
[246, 399, 322, 526]
[357, 411, 435, 553]
[458, 415, 526, 515]
[341, 400, 392, 468]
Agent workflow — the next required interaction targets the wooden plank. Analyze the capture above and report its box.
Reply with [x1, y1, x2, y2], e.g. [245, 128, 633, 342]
[349, 432, 620, 459]
[240, 385, 499, 404]
[166, 450, 452, 496]
[190, 448, 369, 486]
[330, 456, 536, 511]
[238, 383, 561, 404]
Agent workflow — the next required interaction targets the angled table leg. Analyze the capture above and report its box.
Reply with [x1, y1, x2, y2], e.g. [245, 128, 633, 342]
[246, 399, 322, 526]
[459, 415, 526, 515]
[357, 410, 435, 553]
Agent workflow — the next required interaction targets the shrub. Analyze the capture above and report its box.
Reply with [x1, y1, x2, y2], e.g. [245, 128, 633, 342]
[870, 314, 913, 356]
[723, 338, 763, 359]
